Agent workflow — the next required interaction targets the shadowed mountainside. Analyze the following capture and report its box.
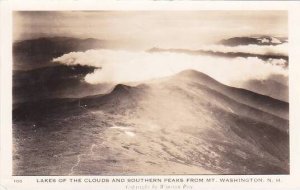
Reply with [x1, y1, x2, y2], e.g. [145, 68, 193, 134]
[13, 64, 112, 104]
[238, 76, 288, 102]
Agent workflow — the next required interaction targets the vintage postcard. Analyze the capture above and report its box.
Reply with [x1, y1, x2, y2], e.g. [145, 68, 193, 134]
[1, 1, 300, 190]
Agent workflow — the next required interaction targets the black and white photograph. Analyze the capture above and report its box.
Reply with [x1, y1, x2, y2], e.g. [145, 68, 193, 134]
[12, 11, 289, 176]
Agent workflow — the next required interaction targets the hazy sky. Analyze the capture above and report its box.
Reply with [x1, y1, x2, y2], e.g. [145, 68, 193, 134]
[14, 11, 287, 49]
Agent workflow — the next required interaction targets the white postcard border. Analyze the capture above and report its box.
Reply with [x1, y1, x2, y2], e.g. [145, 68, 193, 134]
[1, 1, 300, 190]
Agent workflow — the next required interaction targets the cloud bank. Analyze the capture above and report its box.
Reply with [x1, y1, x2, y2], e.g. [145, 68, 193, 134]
[53, 49, 288, 86]
[181, 43, 288, 57]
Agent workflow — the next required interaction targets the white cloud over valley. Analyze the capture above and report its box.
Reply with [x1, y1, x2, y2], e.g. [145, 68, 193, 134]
[53, 49, 288, 87]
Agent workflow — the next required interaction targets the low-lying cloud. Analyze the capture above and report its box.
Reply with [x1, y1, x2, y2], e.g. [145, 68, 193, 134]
[184, 43, 288, 57]
[53, 49, 288, 86]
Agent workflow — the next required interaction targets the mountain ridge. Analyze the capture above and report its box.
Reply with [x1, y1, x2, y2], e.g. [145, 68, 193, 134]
[14, 69, 289, 129]
[13, 69, 289, 175]
[173, 70, 288, 119]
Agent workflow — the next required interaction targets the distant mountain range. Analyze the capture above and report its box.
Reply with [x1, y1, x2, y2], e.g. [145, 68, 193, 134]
[13, 36, 289, 71]
[220, 36, 287, 46]
[13, 37, 112, 70]
[13, 70, 289, 175]
[149, 36, 288, 67]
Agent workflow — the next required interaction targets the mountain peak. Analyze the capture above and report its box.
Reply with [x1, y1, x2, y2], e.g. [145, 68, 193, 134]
[174, 69, 219, 85]
[113, 84, 132, 92]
